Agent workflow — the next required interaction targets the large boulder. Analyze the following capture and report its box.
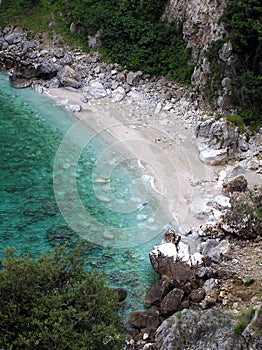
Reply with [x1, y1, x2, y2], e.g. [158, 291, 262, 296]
[195, 118, 240, 164]
[155, 308, 246, 350]
[160, 288, 184, 316]
[57, 65, 81, 88]
[149, 241, 203, 281]
[89, 80, 107, 98]
[222, 175, 248, 195]
[36, 60, 59, 80]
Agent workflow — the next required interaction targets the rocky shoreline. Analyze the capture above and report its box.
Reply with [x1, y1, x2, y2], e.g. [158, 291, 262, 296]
[1, 26, 262, 350]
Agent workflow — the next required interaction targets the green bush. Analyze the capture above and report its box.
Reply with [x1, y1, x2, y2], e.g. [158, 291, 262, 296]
[226, 115, 245, 133]
[0, 246, 124, 350]
[234, 308, 255, 335]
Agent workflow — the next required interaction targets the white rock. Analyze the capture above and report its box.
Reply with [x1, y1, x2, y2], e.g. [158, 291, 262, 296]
[66, 104, 81, 113]
[151, 243, 178, 258]
[199, 148, 228, 165]
[111, 86, 126, 102]
[214, 195, 231, 209]
[89, 80, 107, 98]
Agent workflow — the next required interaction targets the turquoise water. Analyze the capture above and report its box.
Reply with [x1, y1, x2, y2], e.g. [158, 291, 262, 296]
[0, 73, 174, 318]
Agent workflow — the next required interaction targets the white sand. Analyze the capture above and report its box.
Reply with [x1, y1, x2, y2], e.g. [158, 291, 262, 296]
[46, 87, 222, 229]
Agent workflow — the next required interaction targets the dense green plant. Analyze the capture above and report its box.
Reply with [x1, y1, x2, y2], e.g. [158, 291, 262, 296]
[0, 246, 124, 350]
[205, 0, 262, 129]
[226, 114, 245, 133]
[234, 308, 255, 335]
[0, 0, 193, 83]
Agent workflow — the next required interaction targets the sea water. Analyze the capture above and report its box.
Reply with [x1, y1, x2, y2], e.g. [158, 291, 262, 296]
[0, 73, 175, 318]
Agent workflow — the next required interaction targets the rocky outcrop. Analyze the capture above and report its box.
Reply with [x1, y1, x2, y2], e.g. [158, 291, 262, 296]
[128, 230, 222, 340]
[195, 118, 239, 164]
[155, 308, 246, 350]
[164, 0, 237, 110]
[164, 0, 227, 63]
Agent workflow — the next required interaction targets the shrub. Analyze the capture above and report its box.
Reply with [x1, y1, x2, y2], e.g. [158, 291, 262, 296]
[0, 246, 124, 350]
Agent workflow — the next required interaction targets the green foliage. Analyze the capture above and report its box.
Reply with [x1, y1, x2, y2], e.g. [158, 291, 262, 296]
[234, 308, 255, 335]
[0, 246, 124, 350]
[226, 115, 245, 133]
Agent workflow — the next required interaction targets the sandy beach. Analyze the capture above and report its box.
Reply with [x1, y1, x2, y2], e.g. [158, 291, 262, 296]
[46, 87, 222, 232]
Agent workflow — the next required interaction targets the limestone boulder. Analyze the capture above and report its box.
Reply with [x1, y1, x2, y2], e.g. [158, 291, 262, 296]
[57, 65, 81, 88]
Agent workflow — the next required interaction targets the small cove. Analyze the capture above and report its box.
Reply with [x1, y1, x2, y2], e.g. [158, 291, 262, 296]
[0, 73, 176, 318]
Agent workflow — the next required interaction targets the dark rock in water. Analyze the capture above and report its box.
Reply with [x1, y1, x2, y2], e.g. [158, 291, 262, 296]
[114, 288, 128, 302]
[160, 288, 184, 316]
[129, 306, 161, 331]
[10, 75, 33, 88]
[41, 202, 57, 216]
[9, 62, 37, 88]
[46, 225, 80, 247]
[144, 278, 174, 308]
[155, 308, 246, 350]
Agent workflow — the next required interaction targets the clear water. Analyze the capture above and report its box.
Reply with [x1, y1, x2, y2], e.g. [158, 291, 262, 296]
[0, 73, 175, 319]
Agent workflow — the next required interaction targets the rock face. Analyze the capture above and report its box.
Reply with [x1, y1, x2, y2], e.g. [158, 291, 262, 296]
[195, 118, 240, 164]
[164, 0, 236, 110]
[155, 308, 246, 350]
[164, 0, 226, 63]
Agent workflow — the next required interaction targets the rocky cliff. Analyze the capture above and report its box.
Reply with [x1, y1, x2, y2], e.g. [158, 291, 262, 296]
[164, 0, 234, 111]
[164, 0, 227, 62]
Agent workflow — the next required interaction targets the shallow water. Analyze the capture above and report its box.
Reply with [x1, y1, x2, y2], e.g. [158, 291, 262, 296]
[0, 73, 174, 318]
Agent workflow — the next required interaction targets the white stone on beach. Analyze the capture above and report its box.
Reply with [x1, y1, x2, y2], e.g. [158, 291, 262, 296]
[66, 104, 81, 113]
[111, 86, 126, 102]
[199, 148, 228, 165]
[89, 80, 107, 98]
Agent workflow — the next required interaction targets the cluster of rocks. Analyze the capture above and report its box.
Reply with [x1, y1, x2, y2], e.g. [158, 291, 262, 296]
[0, 26, 199, 118]
[195, 175, 262, 241]
[195, 117, 262, 165]
[1, 26, 262, 167]
[127, 229, 224, 343]
[126, 175, 261, 349]
[1, 26, 261, 350]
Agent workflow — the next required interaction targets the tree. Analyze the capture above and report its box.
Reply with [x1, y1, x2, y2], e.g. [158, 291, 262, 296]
[0, 246, 124, 349]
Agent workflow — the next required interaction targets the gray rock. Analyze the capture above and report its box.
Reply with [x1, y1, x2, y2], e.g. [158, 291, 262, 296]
[4, 32, 22, 44]
[36, 60, 58, 79]
[155, 308, 246, 350]
[111, 86, 126, 102]
[126, 71, 143, 85]
[199, 148, 228, 165]
[66, 104, 81, 113]
[80, 96, 88, 103]
[219, 41, 233, 61]
[57, 65, 81, 88]
[89, 80, 107, 98]
[243, 303, 262, 350]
